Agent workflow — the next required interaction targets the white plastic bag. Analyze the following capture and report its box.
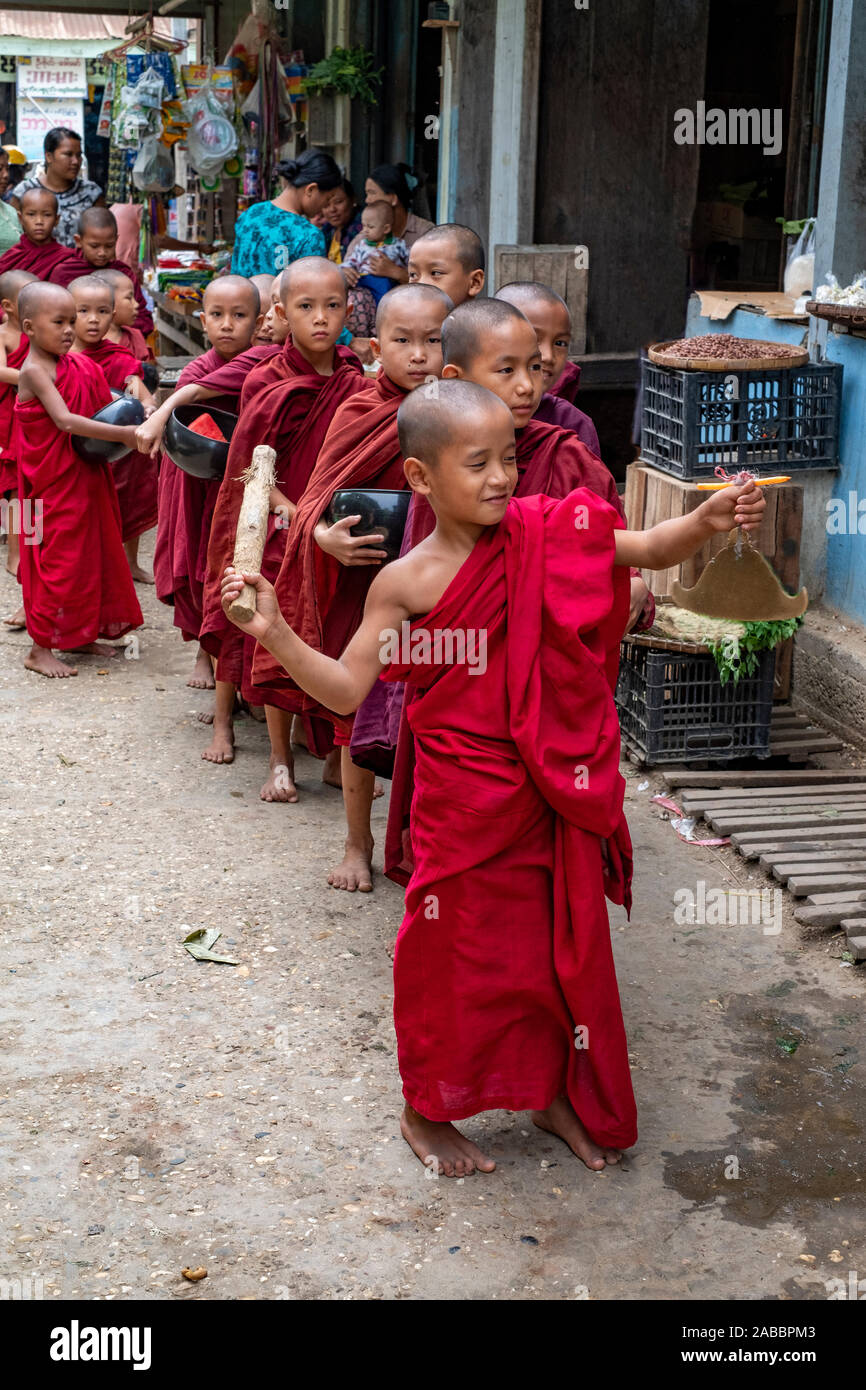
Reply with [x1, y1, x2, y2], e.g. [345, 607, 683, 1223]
[132, 136, 175, 193]
[115, 67, 166, 146]
[184, 82, 237, 178]
[784, 218, 815, 299]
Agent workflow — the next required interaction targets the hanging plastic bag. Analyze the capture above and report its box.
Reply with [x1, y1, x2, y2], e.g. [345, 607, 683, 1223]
[185, 83, 238, 178]
[115, 67, 166, 146]
[132, 135, 175, 194]
[783, 217, 816, 300]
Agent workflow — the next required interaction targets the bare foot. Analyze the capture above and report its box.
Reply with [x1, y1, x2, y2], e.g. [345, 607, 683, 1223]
[246, 703, 267, 723]
[129, 563, 155, 585]
[260, 759, 298, 803]
[187, 648, 215, 690]
[3, 605, 26, 629]
[373, 779, 384, 800]
[531, 1095, 623, 1170]
[400, 1104, 496, 1178]
[196, 708, 215, 725]
[202, 718, 234, 764]
[328, 837, 373, 892]
[24, 645, 78, 678]
[72, 642, 121, 658]
[321, 748, 342, 789]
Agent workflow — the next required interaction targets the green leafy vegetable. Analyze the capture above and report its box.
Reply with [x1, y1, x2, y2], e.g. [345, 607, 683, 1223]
[704, 617, 804, 685]
[302, 46, 383, 105]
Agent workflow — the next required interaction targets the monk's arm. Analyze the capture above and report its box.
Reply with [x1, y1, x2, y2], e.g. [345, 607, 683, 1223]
[21, 363, 138, 444]
[135, 381, 222, 454]
[124, 375, 157, 413]
[615, 481, 765, 569]
[221, 563, 406, 715]
[270, 487, 295, 523]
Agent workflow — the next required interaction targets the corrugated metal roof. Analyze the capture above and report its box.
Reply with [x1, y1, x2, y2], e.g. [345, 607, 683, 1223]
[0, 12, 173, 42]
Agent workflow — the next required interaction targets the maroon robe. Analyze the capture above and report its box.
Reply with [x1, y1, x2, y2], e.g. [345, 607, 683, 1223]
[0, 333, 28, 496]
[75, 341, 156, 543]
[0, 236, 73, 279]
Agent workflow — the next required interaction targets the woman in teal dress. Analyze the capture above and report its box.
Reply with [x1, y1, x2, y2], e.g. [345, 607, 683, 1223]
[231, 149, 342, 276]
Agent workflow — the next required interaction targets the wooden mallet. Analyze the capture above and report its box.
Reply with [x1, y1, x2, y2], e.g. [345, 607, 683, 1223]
[226, 443, 277, 625]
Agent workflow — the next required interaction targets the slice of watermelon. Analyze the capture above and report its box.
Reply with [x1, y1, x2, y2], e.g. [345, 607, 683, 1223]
[188, 413, 227, 442]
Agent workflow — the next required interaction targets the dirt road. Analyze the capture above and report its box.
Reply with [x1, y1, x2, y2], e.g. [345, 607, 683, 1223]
[1, 540, 863, 1301]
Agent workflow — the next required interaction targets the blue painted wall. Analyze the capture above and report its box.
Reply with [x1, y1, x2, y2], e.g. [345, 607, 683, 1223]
[684, 300, 866, 623]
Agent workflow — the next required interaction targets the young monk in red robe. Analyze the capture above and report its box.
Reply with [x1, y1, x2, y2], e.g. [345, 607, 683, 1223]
[0, 188, 73, 279]
[14, 283, 143, 678]
[0, 269, 38, 628]
[141, 276, 262, 692]
[250, 283, 451, 883]
[384, 299, 654, 883]
[198, 257, 366, 782]
[407, 223, 485, 306]
[495, 281, 600, 452]
[48, 206, 154, 337]
[221, 379, 766, 1175]
[99, 268, 153, 362]
[69, 275, 157, 584]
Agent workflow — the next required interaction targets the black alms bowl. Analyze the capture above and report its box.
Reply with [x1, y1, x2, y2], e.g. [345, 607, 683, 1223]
[326, 488, 411, 562]
[164, 404, 239, 480]
[71, 391, 145, 465]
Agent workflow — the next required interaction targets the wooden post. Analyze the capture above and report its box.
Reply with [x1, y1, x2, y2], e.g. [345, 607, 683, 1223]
[226, 444, 277, 626]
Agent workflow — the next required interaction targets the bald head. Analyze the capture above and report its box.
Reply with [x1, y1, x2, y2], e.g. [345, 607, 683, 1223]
[397, 378, 511, 464]
[203, 274, 260, 317]
[413, 223, 485, 273]
[18, 281, 74, 325]
[69, 274, 113, 303]
[95, 267, 133, 292]
[0, 269, 38, 304]
[374, 282, 453, 335]
[78, 205, 118, 237]
[250, 273, 274, 300]
[495, 281, 570, 318]
[20, 186, 58, 213]
[441, 298, 532, 369]
[280, 256, 346, 305]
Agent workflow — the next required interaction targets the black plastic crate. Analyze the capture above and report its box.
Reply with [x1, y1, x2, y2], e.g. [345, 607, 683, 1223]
[615, 637, 775, 764]
[640, 357, 841, 478]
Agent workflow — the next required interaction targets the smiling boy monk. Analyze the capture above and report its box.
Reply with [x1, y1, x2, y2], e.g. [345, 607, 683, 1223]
[0, 269, 37, 627]
[198, 257, 366, 780]
[0, 188, 73, 279]
[250, 283, 451, 882]
[222, 379, 765, 1175]
[14, 283, 142, 678]
[49, 206, 153, 336]
[144, 275, 261, 692]
[407, 224, 485, 307]
[69, 275, 157, 584]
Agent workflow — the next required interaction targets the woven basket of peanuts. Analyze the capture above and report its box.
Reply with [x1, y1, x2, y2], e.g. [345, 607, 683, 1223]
[648, 334, 809, 372]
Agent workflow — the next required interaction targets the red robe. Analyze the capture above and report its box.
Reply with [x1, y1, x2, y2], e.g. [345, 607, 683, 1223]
[15, 352, 142, 649]
[75, 341, 156, 543]
[153, 346, 234, 641]
[0, 235, 73, 279]
[199, 344, 366, 700]
[250, 371, 407, 728]
[384, 420, 626, 883]
[117, 326, 152, 362]
[382, 489, 635, 1146]
[0, 333, 28, 496]
[551, 359, 582, 404]
[49, 253, 154, 335]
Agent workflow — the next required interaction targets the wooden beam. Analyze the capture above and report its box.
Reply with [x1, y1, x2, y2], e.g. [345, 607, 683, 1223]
[664, 768, 866, 788]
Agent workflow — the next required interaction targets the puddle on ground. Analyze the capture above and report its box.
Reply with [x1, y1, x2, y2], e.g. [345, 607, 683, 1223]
[663, 991, 864, 1229]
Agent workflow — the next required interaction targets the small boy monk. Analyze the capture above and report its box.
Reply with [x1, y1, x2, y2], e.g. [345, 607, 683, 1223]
[144, 275, 261, 691]
[0, 269, 38, 628]
[98, 267, 153, 362]
[197, 257, 366, 779]
[385, 298, 651, 884]
[495, 280, 599, 452]
[250, 282, 451, 883]
[0, 188, 73, 279]
[69, 275, 157, 584]
[407, 223, 485, 306]
[221, 379, 766, 1175]
[48, 206, 154, 336]
[249, 273, 275, 341]
[14, 283, 143, 679]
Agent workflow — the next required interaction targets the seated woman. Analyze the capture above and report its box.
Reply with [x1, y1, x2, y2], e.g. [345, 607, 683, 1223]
[320, 179, 362, 264]
[231, 149, 341, 277]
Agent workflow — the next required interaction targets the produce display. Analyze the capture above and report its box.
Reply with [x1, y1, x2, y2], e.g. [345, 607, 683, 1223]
[659, 334, 804, 361]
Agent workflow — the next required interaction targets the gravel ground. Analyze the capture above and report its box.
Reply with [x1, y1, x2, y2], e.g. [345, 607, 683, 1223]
[1, 535, 864, 1302]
